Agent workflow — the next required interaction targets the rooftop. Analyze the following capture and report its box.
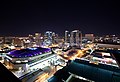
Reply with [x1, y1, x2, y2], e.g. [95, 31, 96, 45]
[7, 47, 51, 58]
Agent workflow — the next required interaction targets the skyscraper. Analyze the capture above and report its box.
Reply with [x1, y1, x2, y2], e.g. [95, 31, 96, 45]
[44, 31, 53, 46]
[35, 33, 41, 46]
[28, 34, 34, 47]
[70, 30, 82, 47]
[65, 30, 70, 43]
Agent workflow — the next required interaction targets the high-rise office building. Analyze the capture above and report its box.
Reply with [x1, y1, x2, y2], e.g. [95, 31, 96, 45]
[44, 31, 53, 46]
[28, 34, 34, 47]
[65, 30, 70, 43]
[35, 33, 41, 46]
[43, 31, 58, 46]
[70, 30, 82, 47]
[52, 32, 56, 44]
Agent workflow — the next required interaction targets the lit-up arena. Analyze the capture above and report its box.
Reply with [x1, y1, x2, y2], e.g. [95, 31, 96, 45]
[4, 47, 58, 72]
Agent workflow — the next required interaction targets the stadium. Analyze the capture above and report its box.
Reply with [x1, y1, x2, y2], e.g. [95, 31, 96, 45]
[4, 47, 56, 71]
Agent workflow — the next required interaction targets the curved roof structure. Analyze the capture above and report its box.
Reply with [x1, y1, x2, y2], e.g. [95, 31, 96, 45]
[7, 47, 51, 58]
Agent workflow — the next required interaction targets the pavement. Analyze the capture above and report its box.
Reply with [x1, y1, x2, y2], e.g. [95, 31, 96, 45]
[26, 66, 57, 82]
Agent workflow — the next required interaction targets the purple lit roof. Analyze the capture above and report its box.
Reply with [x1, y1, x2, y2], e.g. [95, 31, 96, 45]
[7, 47, 51, 58]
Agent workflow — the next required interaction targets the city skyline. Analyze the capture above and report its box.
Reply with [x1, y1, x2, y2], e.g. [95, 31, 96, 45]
[0, 0, 120, 36]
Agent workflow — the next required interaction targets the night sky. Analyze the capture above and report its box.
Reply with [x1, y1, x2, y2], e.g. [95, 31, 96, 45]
[0, 0, 120, 36]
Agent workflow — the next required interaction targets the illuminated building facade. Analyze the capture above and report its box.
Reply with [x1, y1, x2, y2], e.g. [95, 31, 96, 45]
[43, 31, 58, 46]
[35, 33, 41, 47]
[65, 30, 70, 43]
[70, 30, 82, 47]
[4, 47, 58, 72]
[85, 34, 94, 42]
[13, 37, 24, 48]
[52, 32, 57, 44]
[28, 34, 34, 47]
[44, 31, 53, 46]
